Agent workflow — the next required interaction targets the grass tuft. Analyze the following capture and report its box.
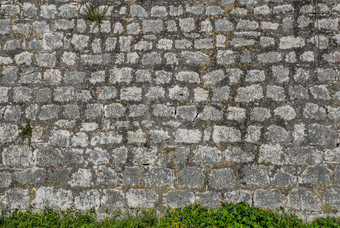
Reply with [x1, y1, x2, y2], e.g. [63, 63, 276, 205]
[81, 1, 108, 33]
[17, 118, 33, 146]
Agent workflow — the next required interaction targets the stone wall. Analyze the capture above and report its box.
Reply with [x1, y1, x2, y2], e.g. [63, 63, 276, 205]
[0, 0, 339, 219]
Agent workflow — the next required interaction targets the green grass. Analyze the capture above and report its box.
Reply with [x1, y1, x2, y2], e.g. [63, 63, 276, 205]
[1, 203, 340, 227]
[17, 118, 32, 145]
[81, 1, 108, 33]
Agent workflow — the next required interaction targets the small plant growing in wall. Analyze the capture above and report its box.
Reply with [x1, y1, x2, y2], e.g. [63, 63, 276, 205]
[17, 118, 33, 145]
[82, 1, 109, 33]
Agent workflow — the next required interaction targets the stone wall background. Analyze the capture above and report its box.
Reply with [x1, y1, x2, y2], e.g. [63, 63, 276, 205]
[0, 0, 339, 219]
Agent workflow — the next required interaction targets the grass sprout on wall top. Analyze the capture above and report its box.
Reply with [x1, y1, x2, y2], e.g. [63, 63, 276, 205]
[17, 118, 33, 145]
[82, 1, 109, 33]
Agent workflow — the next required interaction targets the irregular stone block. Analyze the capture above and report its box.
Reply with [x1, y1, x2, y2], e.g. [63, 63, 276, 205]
[145, 167, 174, 187]
[181, 51, 210, 65]
[90, 131, 122, 146]
[288, 188, 321, 211]
[236, 85, 263, 102]
[142, 20, 163, 33]
[212, 126, 241, 143]
[224, 147, 254, 163]
[254, 189, 286, 209]
[308, 124, 336, 147]
[178, 167, 204, 188]
[33, 187, 72, 210]
[97, 166, 118, 185]
[69, 169, 93, 187]
[196, 192, 221, 208]
[132, 147, 157, 165]
[1, 189, 29, 209]
[280, 36, 305, 49]
[217, 50, 235, 64]
[242, 165, 269, 186]
[175, 129, 202, 143]
[286, 146, 322, 165]
[86, 148, 110, 165]
[2, 145, 32, 167]
[266, 125, 289, 143]
[259, 144, 283, 165]
[127, 189, 158, 208]
[35, 146, 62, 167]
[198, 106, 223, 121]
[299, 165, 332, 186]
[164, 190, 194, 208]
[102, 189, 125, 208]
[177, 105, 197, 121]
[16, 167, 46, 185]
[75, 190, 100, 210]
[224, 190, 252, 206]
[203, 70, 225, 85]
[176, 71, 200, 83]
[209, 168, 236, 190]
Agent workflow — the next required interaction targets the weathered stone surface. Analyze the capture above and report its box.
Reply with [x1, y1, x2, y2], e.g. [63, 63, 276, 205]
[209, 168, 236, 190]
[164, 190, 195, 208]
[102, 189, 125, 208]
[288, 188, 321, 211]
[1, 189, 29, 209]
[242, 166, 269, 186]
[3, 145, 32, 167]
[193, 146, 221, 165]
[127, 189, 158, 208]
[213, 126, 241, 143]
[299, 165, 332, 186]
[145, 167, 174, 187]
[33, 187, 72, 210]
[178, 167, 204, 188]
[223, 190, 252, 206]
[254, 189, 285, 209]
[236, 85, 263, 102]
[308, 124, 336, 147]
[175, 129, 202, 143]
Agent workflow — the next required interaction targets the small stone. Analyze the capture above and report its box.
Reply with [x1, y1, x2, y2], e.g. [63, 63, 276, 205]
[209, 168, 236, 190]
[175, 129, 201, 143]
[266, 125, 289, 143]
[176, 71, 200, 83]
[242, 165, 269, 186]
[259, 144, 283, 165]
[274, 105, 296, 121]
[179, 18, 195, 32]
[142, 20, 163, 33]
[236, 85, 263, 102]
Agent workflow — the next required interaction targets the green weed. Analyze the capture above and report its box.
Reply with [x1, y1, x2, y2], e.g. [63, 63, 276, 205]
[17, 118, 33, 145]
[1, 203, 340, 227]
[82, 1, 108, 33]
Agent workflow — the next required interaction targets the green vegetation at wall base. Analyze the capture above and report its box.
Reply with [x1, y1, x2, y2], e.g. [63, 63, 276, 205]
[1, 203, 340, 228]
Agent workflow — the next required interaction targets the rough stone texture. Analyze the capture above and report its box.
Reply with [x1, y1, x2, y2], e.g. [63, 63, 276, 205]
[0, 0, 338, 219]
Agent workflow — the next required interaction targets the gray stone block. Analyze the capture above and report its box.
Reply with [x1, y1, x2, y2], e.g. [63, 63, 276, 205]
[212, 86, 230, 102]
[308, 124, 336, 147]
[196, 192, 221, 207]
[141, 52, 162, 65]
[0, 172, 12, 188]
[215, 18, 234, 31]
[32, 187, 72, 210]
[299, 165, 332, 186]
[49, 130, 70, 147]
[69, 169, 93, 187]
[48, 168, 70, 183]
[4, 105, 21, 121]
[16, 167, 46, 185]
[224, 190, 252, 205]
[104, 103, 126, 118]
[212, 126, 241, 143]
[271, 169, 297, 187]
[236, 85, 263, 102]
[164, 190, 195, 208]
[145, 167, 174, 187]
[178, 167, 204, 188]
[63, 105, 80, 119]
[143, 20, 163, 33]
[217, 50, 235, 64]
[288, 188, 321, 211]
[97, 166, 118, 185]
[324, 188, 340, 207]
[123, 167, 140, 186]
[1, 189, 29, 209]
[130, 5, 148, 17]
[266, 125, 289, 143]
[13, 87, 32, 103]
[132, 147, 157, 165]
[224, 147, 254, 163]
[254, 189, 286, 209]
[175, 129, 202, 143]
[35, 147, 62, 167]
[198, 106, 223, 121]
[64, 71, 86, 84]
[194, 146, 221, 165]
[43, 33, 63, 50]
[36, 54, 56, 68]
[209, 168, 236, 190]
[289, 85, 309, 100]
[0, 19, 11, 34]
[86, 148, 110, 165]
[181, 51, 210, 65]
[2, 66, 18, 84]
[102, 189, 125, 208]
[242, 165, 269, 186]
[127, 189, 158, 208]
[85, 104, 103, 119]
[75, 190, 100, 210]
[2, 145, 32, 167]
